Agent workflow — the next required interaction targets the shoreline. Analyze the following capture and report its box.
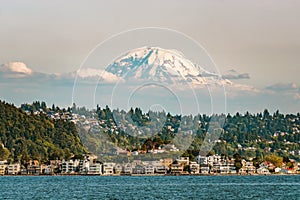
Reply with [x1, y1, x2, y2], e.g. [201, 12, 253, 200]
[1, 173, 299, 177]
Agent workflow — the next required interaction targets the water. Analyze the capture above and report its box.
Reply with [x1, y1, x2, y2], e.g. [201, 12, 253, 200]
[0, 175, 299, 199]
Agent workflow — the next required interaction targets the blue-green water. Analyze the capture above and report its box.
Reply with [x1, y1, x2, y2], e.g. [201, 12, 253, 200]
[0, 175, 299, 199]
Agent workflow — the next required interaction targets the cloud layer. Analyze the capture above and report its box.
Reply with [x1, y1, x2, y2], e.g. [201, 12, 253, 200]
[222, 69, 250, 80]
[0, 62, 299, 114]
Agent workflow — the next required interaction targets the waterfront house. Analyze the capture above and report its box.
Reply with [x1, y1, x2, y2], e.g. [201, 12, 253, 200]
[7, 163, 20, 175]
[228, 163, 237, 174]
[0, 164, 7, 175]
[114, 163, 122, 174]
[122, 163, 132, 175]
[211, 164, 221, 174]
[49, 160, 62, 174]
[145, 164, 155, 174]
[27, 160, 41, 175]
[79, 160, 90, 174]
[61, 159, 80, 174]
[20, 168, 28, 175]
[42, 165, 53, 175]
[171, 161, 183, 175]
[256, 167, 267, 174]
[103, 162, 115, 175]
[200, 165, 210, 174]
[196, 154, 227, 168]
[246, 162, 256, 174]
[132, 164, 146, 174]
[189, 162, 200, 174]
[220, 165, 229, 174]
[274, 167, 282, 173]
[88, 163, 102, 175]
[154, 165, 167, 174]
[176, 157, 189, 166]
[261, 161, 275, 171]
[239, 161, 256, 174]
[257, 166, 271, 175]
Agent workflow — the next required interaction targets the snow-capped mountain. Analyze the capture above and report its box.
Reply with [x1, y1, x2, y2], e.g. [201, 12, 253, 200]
[106, 46, 231, 86]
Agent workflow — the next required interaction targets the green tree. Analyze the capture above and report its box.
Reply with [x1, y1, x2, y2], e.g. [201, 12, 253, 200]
[0, 146, 10, 160]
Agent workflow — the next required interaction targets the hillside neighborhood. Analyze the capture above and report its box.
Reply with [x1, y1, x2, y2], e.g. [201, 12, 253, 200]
[1, 102, 300, 176]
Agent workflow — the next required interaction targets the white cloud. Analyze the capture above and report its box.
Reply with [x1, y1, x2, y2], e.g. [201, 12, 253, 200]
[5, 62, 33, 75]
[0, 63, 123, 85]
[72, 68, 124, 83]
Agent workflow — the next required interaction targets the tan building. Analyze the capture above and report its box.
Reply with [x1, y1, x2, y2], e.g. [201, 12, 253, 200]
[0, 164, 7, 175]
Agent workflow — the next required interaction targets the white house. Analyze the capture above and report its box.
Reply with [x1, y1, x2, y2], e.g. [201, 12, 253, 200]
[61, 160, 80, 173]
[7, 163, 20, 175]
[122, 163, 132, 174]
[88, 163, 102, 175]
[200, 165, 210, 174]
[114, 164, 122, 174]
[145, 164, 154, 174]
[103, 162, 115, 175]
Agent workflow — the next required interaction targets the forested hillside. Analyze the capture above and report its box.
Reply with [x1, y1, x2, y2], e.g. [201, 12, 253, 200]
[0, 101, 87, 163]
[89, 106, 300, 161]
[2, 99, 299, 164]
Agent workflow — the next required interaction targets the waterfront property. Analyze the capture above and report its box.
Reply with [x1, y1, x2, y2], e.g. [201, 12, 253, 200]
[0, 153, 299, 176]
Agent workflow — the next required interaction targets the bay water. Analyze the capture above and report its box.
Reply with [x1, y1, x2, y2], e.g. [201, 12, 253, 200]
[0, 175, 299, 199]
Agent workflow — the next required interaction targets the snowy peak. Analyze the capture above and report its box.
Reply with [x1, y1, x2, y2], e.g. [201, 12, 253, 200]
[106, 47, 226, 85]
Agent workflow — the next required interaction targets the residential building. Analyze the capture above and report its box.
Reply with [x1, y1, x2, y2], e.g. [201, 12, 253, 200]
[176, 157, 189, 166]
[257, 167, 270, 175]
[42, 165, 53, 175]
[79, 160, 90, 174]
[7, 163, 20, 175]
[103, 162, 115, 175]
[114, 163, 122, 174]
[122, 163, 132, 175]
[257, 163, 271, 175]
[132, 164, 146, 174]
[27, 160, 40, 175]
[145, 164, 154, 174]
[61, 159, 79, 174]
[88, 163, 102, 175]
[154, 165, 167, 174]
[171, 161, 183, 175]
[189, 162, 200, 174]
[0, 164, 7, 175]
[200, 165, 210, 174]
[195, 155, 208, 165]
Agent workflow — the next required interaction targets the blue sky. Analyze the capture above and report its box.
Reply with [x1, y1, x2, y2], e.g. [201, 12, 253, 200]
[0, 0, 299, 114]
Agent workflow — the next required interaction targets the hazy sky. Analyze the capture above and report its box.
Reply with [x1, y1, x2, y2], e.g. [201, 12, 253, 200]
[0, 0, 299, 114]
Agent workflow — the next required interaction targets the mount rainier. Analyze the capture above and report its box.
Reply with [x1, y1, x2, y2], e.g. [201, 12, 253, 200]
[104, 46, 231, 86]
